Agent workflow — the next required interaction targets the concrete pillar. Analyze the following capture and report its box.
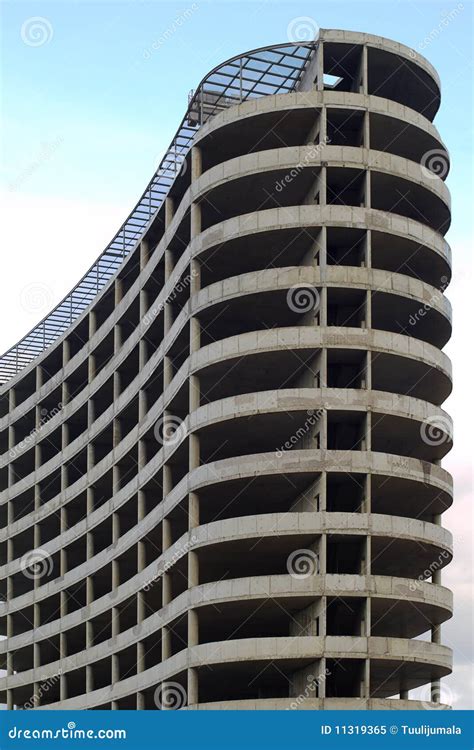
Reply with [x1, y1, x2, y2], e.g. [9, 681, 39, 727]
[191, 146, 202, 182]
[190, 202, 201, 240]
[162, 626, 171, 660]
[115, 277, 123, 306]
[315, 41, 324, 91]
[188, 550, 199, 589]
[165, 197, 175, 230]
[188, 667, 198, 706]
[188, 493, 200, 529]
[140, 238, 150, 270]
[188, 609, 199, 648]
[137, 691, 145, 710]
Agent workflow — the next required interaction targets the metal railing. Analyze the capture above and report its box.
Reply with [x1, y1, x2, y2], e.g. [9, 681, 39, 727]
[0, 42, 316, 385]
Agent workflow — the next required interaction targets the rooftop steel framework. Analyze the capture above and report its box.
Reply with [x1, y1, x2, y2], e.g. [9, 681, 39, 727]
[0, 42, 315, 385]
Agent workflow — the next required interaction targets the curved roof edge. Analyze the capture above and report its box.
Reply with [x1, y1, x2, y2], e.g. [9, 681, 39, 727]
[0, 29, 439, 386]
[0, 41, 316, 386]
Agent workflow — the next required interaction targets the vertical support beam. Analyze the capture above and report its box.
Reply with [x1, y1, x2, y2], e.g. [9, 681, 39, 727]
[187, 667, 198, 706]
[140, 238, 150, 270]
[361, 43, 369, 95]
[190, 202, 201, 241]
[191, 145, 202, 183]
[165, 197, 175, 231]
[315, 40, 324, 91]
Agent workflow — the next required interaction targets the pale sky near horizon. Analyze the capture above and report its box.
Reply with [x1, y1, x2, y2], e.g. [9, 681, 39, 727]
[0, 0, 473, 709]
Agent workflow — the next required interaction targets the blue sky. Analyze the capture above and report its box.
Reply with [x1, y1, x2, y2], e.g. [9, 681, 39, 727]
[1, 0, 473, 708]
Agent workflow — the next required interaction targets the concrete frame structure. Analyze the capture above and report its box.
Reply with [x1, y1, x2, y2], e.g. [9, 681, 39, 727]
[0, 30, 453, 710]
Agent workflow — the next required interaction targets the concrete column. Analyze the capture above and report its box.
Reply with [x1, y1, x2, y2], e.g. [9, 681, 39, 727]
[115, 277, 123, 306]
[138, 438, 146, 470]
[138, 489, 146, 522]
[89, 309, 97, 338]
[86, 618, 94, 649]
[112, 653, 119, 685]
[88, 353, 96, 384]
[365, 168, 372, 209]
[60, 631, 67, 701]
[189, 433, 199, 471]
[62, 376, 70, 407]
[137, 641, 145, 674]
[8, 386, 16, 411]
[140, 238, 150, 270]
[191, 146, 202, 182]
[363, 658, 370, 699]
[113, 368, 121, 402]
[364, 595, 371, 636]
[188, 608, 199, 648]
[361, 44, 369, 95]
[137, 540, 146, 573]
[319, 287, 327, 328]
[162, 626, 171, 660]
[364, 351, 372, 391]
[188, 550, 199, 589]
[188, 493, 200, 529]
[62, 338, 71, 367]
[190, 200, 201, 242]
[137, 691, 145, 710]
[87, 397, 95, 429]
[315, 41, 324, 91]
[363, 411, 371, 452]
[188, 667, 198, 706]
[36, 365, 44, 391]
[364, 289, 372, 329]
[162, 517, 172, 551]
[138, 388, 147, 422]
[365, 534, 372, 576]
[319, 531, 327, 577]
[86, 665, 94, 693]
[165, 197, 175, 230]
[114, 323, 122, 353]
[139, 337, 147, 372]
[363, 108, 370, 149]
[111, 605, 120, 638]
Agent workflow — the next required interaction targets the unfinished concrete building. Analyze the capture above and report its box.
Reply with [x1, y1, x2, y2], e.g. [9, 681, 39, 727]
[0, 30, 453, 709]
